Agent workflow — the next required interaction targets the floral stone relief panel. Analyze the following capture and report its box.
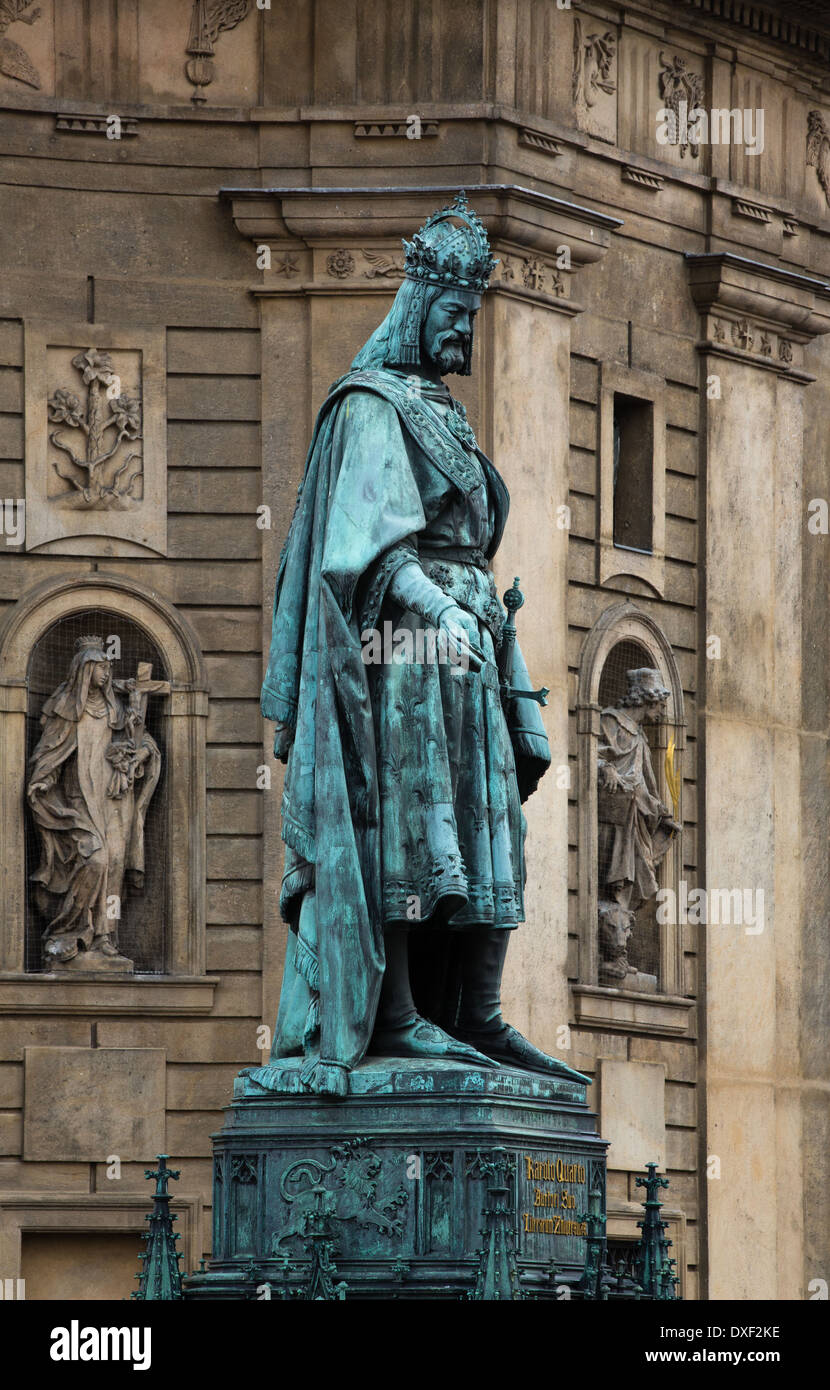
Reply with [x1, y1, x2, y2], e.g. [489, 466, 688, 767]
[572, 12, 618, 144]
[24, 324, 166, 555]
[0, 0, 55, 95]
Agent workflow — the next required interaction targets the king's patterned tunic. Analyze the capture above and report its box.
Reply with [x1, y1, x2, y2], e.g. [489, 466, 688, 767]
[371, 382, 526, 930]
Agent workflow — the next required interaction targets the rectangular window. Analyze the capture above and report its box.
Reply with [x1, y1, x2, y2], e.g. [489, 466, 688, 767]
[613, 394, 653, 552]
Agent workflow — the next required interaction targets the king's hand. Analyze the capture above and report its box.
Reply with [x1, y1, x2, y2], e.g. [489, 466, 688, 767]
[437, 604, 484, 671]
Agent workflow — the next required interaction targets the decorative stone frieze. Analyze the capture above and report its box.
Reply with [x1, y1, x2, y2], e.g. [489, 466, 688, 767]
[222, 184, 621, 317]
[687, 252, 830, 380]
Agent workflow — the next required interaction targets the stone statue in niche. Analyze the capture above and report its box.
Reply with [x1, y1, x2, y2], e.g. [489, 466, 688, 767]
[597, 667, 680, 986]
[598, 901, 634, 982]
[27, 636, 169, 973]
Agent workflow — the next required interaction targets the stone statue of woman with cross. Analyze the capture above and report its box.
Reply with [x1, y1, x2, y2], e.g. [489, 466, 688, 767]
[27, 635, 169, 973]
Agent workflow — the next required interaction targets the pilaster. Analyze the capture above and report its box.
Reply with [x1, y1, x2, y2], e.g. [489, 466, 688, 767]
[687, 250, 830, 1300]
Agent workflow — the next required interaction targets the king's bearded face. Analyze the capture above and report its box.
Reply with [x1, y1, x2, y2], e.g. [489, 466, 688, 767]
[420, 287, 481, 375]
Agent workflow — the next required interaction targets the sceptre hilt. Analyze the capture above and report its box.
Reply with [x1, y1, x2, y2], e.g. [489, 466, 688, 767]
[498, 577, 549, 707]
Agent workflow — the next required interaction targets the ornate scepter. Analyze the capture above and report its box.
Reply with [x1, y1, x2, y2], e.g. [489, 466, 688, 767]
[497, 577, 549, 706]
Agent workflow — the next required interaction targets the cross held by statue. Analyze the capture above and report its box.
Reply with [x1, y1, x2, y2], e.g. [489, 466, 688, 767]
[117, 661, 171, 739]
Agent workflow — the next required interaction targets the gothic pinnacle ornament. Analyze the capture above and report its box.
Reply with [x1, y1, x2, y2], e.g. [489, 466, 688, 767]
[471, 1149, 525, 1301]
[132, 1155, 183, 1300]
[635, 1161, 678, 1301]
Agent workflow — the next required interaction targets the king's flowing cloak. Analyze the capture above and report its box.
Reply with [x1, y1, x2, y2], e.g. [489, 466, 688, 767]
[261, 366, 550, 1079]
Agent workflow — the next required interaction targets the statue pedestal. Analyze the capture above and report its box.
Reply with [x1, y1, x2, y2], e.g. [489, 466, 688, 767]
[48, 953, 135, 975]
[184, 1058, 607, 1301]
[600, 967, 657, 994]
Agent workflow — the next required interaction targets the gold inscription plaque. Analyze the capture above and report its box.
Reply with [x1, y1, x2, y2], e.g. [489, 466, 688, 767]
[521, 1154, 588, 1238]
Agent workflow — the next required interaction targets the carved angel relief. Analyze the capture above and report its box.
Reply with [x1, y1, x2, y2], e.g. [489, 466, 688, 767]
[807, 110, 830, 207]
[363, 250, 404, 279]
[48, 349, 143, 509]
[0, 0, 42, 89]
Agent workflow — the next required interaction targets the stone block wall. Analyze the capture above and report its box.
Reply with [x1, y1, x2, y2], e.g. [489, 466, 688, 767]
[0, 0, 828, 1302]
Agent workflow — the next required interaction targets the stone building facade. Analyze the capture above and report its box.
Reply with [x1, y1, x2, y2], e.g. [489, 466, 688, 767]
[0, 0, 828, 1301]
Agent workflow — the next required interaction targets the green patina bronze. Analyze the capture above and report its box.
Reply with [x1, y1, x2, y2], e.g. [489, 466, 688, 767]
[184, 193, 623, 1303]
[132, 1155, 183, 1301]
[470, 1149, 525, 1301]
[258, 190, 585, 1098]
[185, 1059, 607, 1301]
[635, 1162, 680, 1300]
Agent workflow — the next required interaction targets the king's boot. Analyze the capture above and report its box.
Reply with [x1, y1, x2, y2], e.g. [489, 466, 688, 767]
[370, 927, 499, 1069]
[449, 929, 589, 1082]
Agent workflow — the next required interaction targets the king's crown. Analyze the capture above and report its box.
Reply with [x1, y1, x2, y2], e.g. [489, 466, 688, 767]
[402, 190, 498, 294]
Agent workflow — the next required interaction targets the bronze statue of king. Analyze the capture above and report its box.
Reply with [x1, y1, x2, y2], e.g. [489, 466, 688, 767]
[261, 192, 582, 1097]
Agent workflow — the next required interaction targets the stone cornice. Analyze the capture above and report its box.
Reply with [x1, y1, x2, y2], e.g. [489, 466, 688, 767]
[672, 0, 830, 61]
[686, 252, 830, 336]
[571, 984, 696, 1037]
[0, 975, 219, 1015]
[686, 251, 830, 378]
[220, 184, 622, 269]
[250, 277, 586, 319]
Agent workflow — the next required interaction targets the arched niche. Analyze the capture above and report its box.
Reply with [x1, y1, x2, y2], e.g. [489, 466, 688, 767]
[0, 573, 209, 976]
[575, 602, 686, 996]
